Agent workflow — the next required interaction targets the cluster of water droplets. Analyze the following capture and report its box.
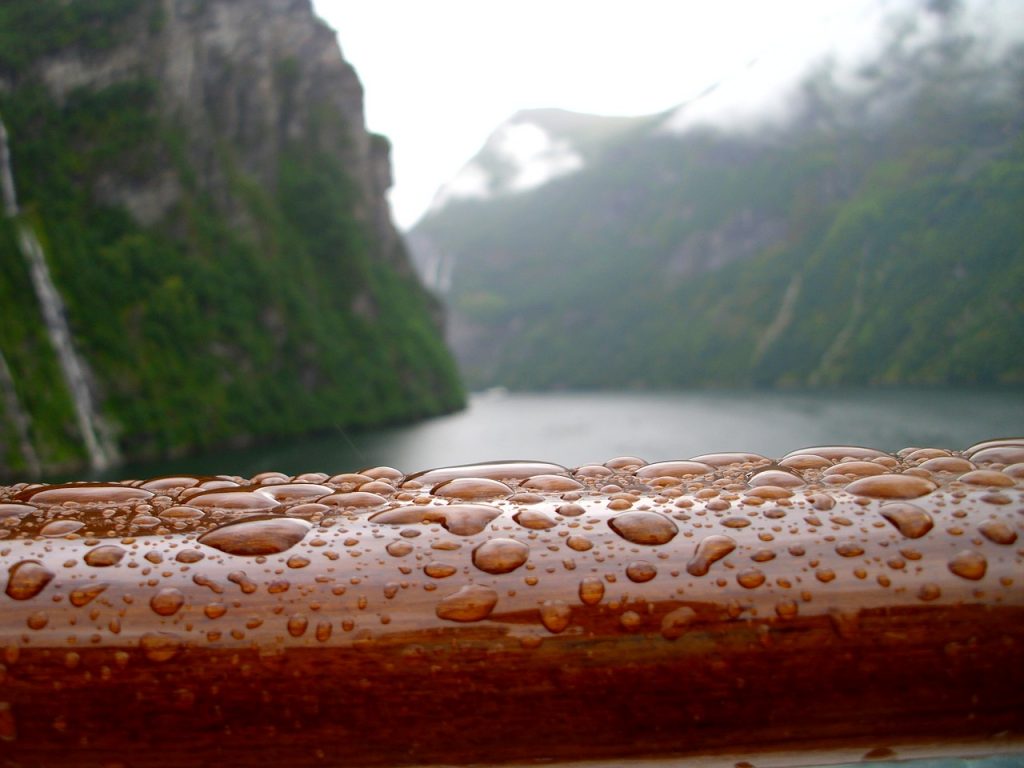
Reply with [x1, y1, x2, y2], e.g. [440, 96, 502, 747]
[0, 439, 1019, 683]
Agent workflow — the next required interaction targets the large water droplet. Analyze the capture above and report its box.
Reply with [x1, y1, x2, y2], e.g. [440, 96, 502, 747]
[358, 465, 404, 482]
[835, 542, 865, 558]
[635, 460, 713, 479]
[139, 475, 204, 492]
[626, 561, 657, 583]
[410, 461, 568, 485]
[917, 457, 974, 473]
[513, 509, 557, 530]
[16, 483, 153, 505]
[228, 571, 257, 594]
[686, 535, 737, 576]
[140, 632, 182, 662]
[175, 548, 204, 564]
[917, 583, 942, 601]
[783, 446, 888, 461]
[432, 477, 513, 501]
[39, 519, 84, 537]
[775, 599, 799, 619]
[578, 576, 605, 606]
[779, 454, 832, 470]
[255, 483, 332, 503]
[435, 584, 498, 622]
[159, 506, 204, 521]
[691, 452, 769, 467]
[608, 511, 678, 545]
[660, 606, 698, 640]
[198, 516, 311, 555]
[879, 503, 934, 539]
[846, 474, 936, 499]
[967, 443, 1024, 465]
[386, 540, 413, 557]
[318, 492, 388, 509]
[521, 474, 584, 492]
[424, 562, 457, 578]
[370, 504, 500, 536]
[958, 470, 1015, 488]
[69, 583, 108, 607]
[978, 521, 1017, 545]
[315, 620, 332, 642]
[83, 545, 126, 567]
[574, 464, 613, 479]
[737, 568, 766, 589]
[566, 535, 593, 552]
[948, 549, 987, 580]
[539, 600, 571, 633]
[150, 588, 185, 616]
[472, 538, 530, 574]
[5, 560, 55, 600]
[187, 489, 280, 511]
[0, 502, 36, 521]
[748, 469, 804, 488]
[604, 456, 646, 471]
[823, 461, 887, 478]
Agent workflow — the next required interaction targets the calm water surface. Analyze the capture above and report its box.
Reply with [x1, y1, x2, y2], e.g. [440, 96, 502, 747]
[97, 389, 1024, 481]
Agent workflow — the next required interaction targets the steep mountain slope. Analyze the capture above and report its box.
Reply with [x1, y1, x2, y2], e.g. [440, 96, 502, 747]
[0, 0, 464, 476]
[409, 4, 1024, 391]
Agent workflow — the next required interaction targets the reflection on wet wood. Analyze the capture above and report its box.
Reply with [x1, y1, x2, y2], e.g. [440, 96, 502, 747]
[1, 441, 1022, 766]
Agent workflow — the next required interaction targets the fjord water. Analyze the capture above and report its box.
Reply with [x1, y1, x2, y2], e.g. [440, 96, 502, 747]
[92, 388, 1024, 482]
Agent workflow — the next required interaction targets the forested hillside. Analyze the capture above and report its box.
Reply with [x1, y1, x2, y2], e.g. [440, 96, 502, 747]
[0, 0, 464, 476]
[410, 4, 1023, 391]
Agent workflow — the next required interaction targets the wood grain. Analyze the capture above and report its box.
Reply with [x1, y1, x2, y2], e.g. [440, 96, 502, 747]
[1, 443, 1022, 766]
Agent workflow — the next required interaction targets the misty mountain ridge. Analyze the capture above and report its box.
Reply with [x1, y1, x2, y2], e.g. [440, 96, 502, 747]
[427, 0, 1020, 219]
[410, 0, 1024, 391]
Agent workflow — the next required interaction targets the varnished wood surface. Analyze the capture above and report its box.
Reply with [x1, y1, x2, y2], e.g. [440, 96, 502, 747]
[1, 442, 1022, 766]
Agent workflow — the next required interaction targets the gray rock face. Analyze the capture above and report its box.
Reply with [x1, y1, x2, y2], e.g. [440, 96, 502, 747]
[27, 0, 396, 252]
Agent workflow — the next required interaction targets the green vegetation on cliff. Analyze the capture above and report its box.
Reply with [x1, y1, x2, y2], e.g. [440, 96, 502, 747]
[0, 0, 464, 475]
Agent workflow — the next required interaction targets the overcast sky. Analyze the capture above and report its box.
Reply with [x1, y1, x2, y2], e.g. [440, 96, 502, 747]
[310, 1, 1014, 230]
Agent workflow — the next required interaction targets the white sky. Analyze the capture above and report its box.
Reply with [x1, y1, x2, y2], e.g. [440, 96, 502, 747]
[308, 0, 998, 229]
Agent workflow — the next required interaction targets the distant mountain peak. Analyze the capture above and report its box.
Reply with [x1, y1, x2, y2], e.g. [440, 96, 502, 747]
[429, 112, 585, 213]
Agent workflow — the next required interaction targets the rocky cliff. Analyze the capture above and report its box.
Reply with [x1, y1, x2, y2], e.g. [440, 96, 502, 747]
[0, 0, 464, 476]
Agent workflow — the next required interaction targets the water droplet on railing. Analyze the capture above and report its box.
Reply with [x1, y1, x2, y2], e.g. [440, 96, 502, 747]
[626, 561, 657, 583]
[846, 474, 936, 499]
[978, 521, 1017, 545]
[686, 535, 737, 576]
[609, 511, 678, 545]
[539, 600, 571, 633]
[140, 632, 182, 662]
[432, 477, 513, 501]
[948, 550, 987, 580]
[578, 576, 605, 605]
[879, 503, 933, 539]
[198, 517, 311, 556]
[5, 560, 55, 600]
[472, 538, 529, 574]
[83, 545, 126, 567]
[636, 460, 713, 479]
[435, 584, 498, 622]
[150, 588, 185, 616]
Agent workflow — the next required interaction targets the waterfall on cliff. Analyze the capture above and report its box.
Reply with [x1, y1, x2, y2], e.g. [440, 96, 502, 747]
[0, 114, 117, 471]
